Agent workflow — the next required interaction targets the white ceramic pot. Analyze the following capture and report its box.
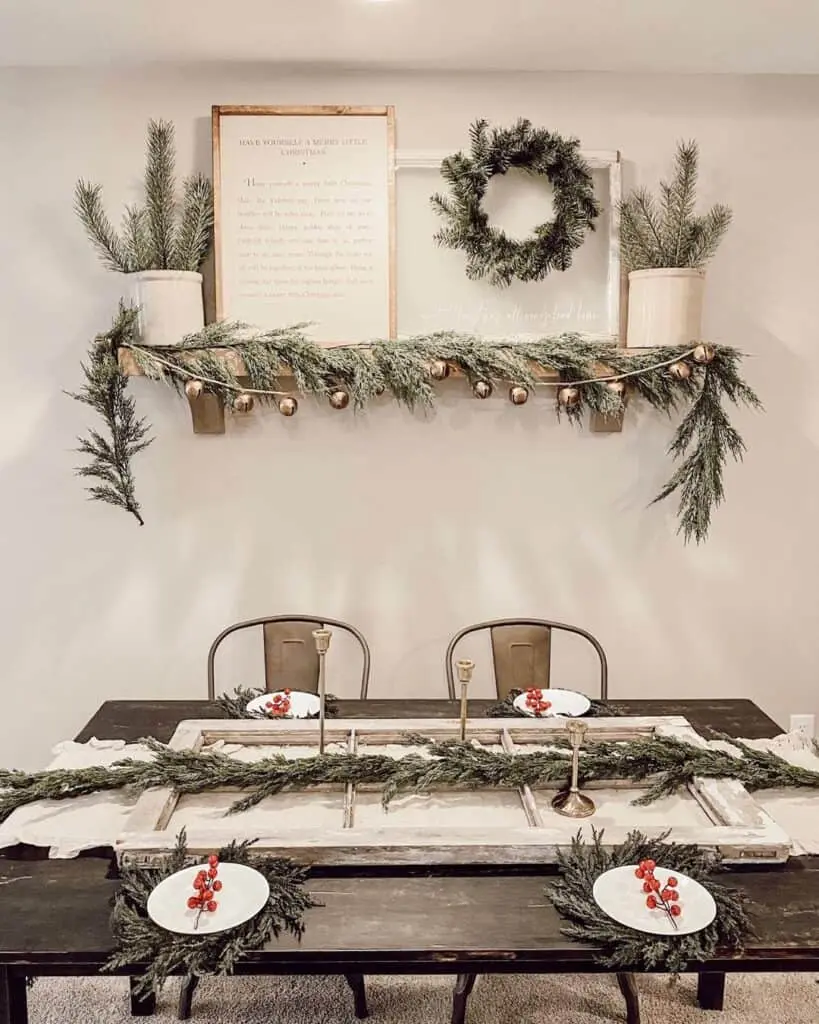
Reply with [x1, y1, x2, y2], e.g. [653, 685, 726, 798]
[626, 268, 705, 349]
[128, 270, 204, 347]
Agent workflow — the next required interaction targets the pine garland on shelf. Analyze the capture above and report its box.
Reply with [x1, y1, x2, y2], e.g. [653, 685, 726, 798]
[549, 828, 750, 972]
[72, 307, 760, 542]
[3, 732, 817, 825]
[216, 686, 339, 720]
[105, 828, 315, 997]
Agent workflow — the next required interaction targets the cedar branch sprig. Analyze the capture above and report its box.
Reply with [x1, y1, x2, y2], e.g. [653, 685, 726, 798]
[68, 305, 153, 526]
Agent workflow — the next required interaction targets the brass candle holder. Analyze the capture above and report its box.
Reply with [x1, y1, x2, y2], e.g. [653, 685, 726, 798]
[456, 659, 474, 742]
[312, 628, 332, 754]
[551, 719, 596, 818]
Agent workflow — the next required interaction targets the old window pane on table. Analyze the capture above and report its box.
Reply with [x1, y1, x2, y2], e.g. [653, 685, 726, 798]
[117, 717, 791, 867]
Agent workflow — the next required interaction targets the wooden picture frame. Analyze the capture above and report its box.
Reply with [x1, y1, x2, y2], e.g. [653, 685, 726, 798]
[117, 716, 791, 867]
[212, 105, 396, 341]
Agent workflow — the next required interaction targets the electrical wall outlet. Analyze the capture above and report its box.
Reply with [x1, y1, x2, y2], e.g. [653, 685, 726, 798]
[789, 714, 816, 738]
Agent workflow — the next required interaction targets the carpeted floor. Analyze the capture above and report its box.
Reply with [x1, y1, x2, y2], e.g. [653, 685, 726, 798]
[27, 972, 819, 1023]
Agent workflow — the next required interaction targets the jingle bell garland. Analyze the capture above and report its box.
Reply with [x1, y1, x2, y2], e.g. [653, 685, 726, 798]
[430, 118, 601, 287]
[72, 308, 760, 542]
[105, 829, 316, 997]
[550, 828, 750, 972]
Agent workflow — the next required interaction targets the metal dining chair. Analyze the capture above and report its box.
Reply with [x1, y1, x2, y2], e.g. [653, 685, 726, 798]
[445, 617, 608, 701]
[445, 617, 624, 1024]
[178, 615, 372, 1021]
[206, 613, 371, 700]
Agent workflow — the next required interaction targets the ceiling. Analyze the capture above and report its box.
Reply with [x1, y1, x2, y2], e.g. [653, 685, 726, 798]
[1, 0, 818, 73]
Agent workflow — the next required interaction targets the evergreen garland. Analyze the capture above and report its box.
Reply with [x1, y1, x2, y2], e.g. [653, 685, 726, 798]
[68, 306, 153, 525]
[216, 686, 339, 720]
[430, 119, 601, 287]
[105, 829, 315, 996]
[549, 828, 750, 971]
[485, 691, 623, 718]
[73, 309, 760, 542]
[3, 732, 817, 826]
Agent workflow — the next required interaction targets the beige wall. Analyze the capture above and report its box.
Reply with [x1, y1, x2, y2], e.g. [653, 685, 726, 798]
[0, 68, 816, 768]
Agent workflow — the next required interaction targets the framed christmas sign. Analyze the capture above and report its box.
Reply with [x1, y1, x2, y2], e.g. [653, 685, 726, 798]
[212, 105, 396, 342]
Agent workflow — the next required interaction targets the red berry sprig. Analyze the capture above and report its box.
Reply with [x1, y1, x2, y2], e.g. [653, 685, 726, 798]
[265, 689, 292, 717]
[634, 859, 681, 927]
[187, 854, 222, 929]
[524, 688, 552, 716]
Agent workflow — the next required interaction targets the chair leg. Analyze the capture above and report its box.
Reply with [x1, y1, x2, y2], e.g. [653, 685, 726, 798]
[616, 972, 640, 1024]
[177, 976, 199, 1020]
[129, 978, 156, 1017]
[451, 973, 477, 1024]
[697, 972, 726, 1011]
[343, 973, 369, 1019]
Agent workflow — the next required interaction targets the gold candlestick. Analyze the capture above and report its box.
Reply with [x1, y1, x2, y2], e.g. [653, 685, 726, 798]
[456, 659, 474, 742]
[312, 629, 332, 754]
[551, 719, 596, 818]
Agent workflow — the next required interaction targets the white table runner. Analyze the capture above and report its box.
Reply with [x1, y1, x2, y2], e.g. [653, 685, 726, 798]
[2, 730, 819, 858]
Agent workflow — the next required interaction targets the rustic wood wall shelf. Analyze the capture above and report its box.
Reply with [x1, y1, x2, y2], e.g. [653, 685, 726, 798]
[117, 347, 626, 436]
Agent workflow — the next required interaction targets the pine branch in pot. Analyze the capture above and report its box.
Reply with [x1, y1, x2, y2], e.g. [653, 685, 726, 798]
[74, 120, 214, 347]
[618, 140, 731, 348]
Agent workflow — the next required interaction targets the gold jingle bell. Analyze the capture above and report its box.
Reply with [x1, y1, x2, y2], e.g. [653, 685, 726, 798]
[558, 386, 581, 407]
[669, 361, 692, 381]
[429, 359, 450, 381]
[509, 385, 529, 405]
[472, 379, 493, 399]
[184, 379, 204, 400]
[693, 343, 716, 364]
[233, 393, 255, 413]
[278, 396, 298, 417]
[329, 389, 350, 410]
[607, 380, 626, 396]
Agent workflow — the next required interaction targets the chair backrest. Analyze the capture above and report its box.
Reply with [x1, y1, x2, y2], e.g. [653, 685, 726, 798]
[207, 615, 371, 699]
[445, 618, 608, 701]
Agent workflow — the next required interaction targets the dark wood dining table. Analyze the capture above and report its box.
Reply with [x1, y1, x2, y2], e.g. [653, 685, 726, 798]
[2, 697, 818, 1024]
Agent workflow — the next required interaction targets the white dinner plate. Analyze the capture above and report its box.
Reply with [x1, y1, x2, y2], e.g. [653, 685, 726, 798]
[147, 862, 270, 935]
[513, 688, 591, 718]
[592, 864, 716, 936]
[246, 690, 320, 719]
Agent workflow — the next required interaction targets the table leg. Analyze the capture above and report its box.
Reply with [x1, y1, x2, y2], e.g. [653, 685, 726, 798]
[177, 976, 199, 1020]
[697, 971, 726, 1011]
[0, 969, 28, 1024]
[616, 972, 640, 1024]
[343, 973, 369, 1019]
[451, 973, 477, 1024]
[129, 978, 156, 1016]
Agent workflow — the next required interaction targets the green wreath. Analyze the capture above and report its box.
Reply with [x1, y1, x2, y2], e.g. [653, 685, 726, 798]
[431, 118, 601, 288]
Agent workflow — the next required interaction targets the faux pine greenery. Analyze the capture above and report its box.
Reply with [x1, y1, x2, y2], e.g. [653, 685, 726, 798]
[68, 306, 152, 525]
[618, 140, 732, 272]
[74, 119, 213, 273]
